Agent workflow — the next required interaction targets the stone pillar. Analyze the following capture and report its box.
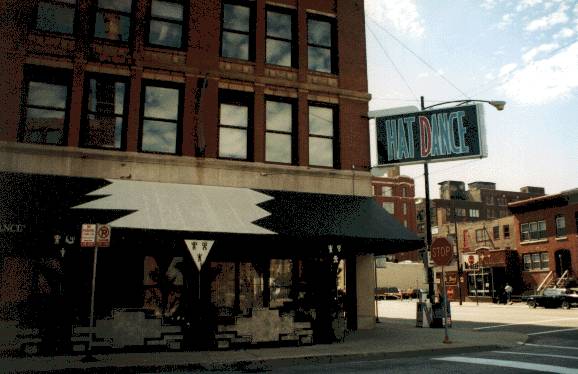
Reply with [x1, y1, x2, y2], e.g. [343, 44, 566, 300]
[356, 254, 376, 329]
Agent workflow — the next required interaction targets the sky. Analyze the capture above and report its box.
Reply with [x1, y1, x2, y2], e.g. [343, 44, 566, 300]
[365, 0, 578, 199]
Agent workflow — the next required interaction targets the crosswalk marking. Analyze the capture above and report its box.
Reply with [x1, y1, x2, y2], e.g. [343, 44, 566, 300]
[494, 351, 578, 361]
[474, 317, 578, 330]
[521, 342, 578, 351]
[528, 327, 578, 336]
[433, 356, 578, 373]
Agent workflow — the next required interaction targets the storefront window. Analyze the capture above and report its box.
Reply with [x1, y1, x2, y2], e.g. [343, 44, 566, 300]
[239, 262, 264, 315]
[143, 256, 183, 319]
[269, 259, 292, 309]
[209, 262, 235, 317]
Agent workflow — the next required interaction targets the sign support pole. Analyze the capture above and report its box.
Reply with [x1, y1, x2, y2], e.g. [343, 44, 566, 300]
[82, 245, 99, 362]
[421, 96, 435, 303]
[441, 265, 451, 343]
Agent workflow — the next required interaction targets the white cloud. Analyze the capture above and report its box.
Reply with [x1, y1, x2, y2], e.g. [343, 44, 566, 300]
[516, 0, 543, 12]
[365, 1, 424, 38]
[522, 43, 559, 63]
[499, 42, 578, 104]
[481, 0, 498, 10]
[498, 14, 514, 29]
[554, 27, 575, 38]
[499, 63, 518, 77]
[525, 3, 569, 31]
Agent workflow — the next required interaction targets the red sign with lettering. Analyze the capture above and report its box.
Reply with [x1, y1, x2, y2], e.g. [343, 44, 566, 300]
[430, 237, 453, 266]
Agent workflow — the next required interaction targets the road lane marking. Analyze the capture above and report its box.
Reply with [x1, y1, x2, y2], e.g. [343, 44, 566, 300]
[495, 351, 578, 360]
[433, 356, 578, 373]
[474, 317, 578, 330]
[520, 343, 578, 351]
[528, 327, 578, 336]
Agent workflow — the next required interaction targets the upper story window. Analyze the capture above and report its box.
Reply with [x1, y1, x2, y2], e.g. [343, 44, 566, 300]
[475, 228, 489, 243]
[401, 187, 407, 197]
[19, 67, 70, 146]
[308, 104, 337, 168]
[469, 209, 480, 218]
[140, 83, 182, 154]
[307, 15, 336, 73]
[82, 75, 128, 150]
[35, 0, 76, 34]
[219, 91, 252, 160]
[555, 215, 566, 237]
[455, 208, 466, 217]
[221, 1, 254, 61]
[148, 0, 184, 48]
[382, 202, 394, 215]
[382, 186, 392, 197]
[94, 0, 132, 42]
[493, 225, 499, 240]
[521, 220, 547, 242]
[266, 99, 295, 164]
[266, 8, 295, 67]
[503, 224, 510, 239]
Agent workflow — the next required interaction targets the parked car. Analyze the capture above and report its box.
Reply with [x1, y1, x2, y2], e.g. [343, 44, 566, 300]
[523, 287, 578, 309]
[401, 288, 420, 299]
[375, 287, 402, 300]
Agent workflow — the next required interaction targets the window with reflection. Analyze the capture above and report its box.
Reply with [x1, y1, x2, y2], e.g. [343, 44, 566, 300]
[307, 16, 335, 73]
[20, 68, 70, 145]
[266, 99, 294, 164]
[141, 83, 181, 154]
[266, 8, 295, 67]
[555, 215, 566, 237]
[219, 91, 252, 160]
[308, 105, 336, 167]
[269, 259, 292, 309]
[239, 262, 264, 315]
[36, 0, 76, 34]
[221, 2, 253, 61]
[82, 76, 127, 149]
[148, 0, 184, 48]
[94, 0, 132, 42]
[143, 256, 184, 319]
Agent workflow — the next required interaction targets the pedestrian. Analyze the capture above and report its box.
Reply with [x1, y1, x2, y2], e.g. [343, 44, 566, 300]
[504, 283, 513, 304]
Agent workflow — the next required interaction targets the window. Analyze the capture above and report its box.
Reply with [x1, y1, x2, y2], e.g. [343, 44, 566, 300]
[403, 202, 407, 215]
[503, 224, 510, 239]
[82, 75, 128, 149]
[523, 254, 532, 271]
[541, 253, 549, 269]
[94, 0, 132, 42]
[148, 0, 184, 48]
[143, 256, 184, 318]
[20, 68, 70, 145]
[266, 8, 295, 67]
[555, 215, 566, 237]
[266, 99, 294, 164]
[475, 228, 489, 243]
[493, 226, 500, 240]
[382, 202, 394, 214]
[531, 253, 541, 269]
[269, 259, 292, 308]
[522, 252, 551, 271]
[221, 1, 253, 61]
[35, 0, 76, 34]
[463, 230, 469, 249]
[382, 186, 392, 197]
[521, 220, 547, 241]
[469, 209, 480, 218]
[219, 91, 252, 160]
[401, 187, 407, 197]
[308, 105, 336, 167]
[307, 15, 335, 73]
[455, 208, 466, 217]
[141, 83, 182, 154]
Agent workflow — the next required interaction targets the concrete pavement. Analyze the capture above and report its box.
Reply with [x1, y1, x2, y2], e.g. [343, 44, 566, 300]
[1, 302, 527, 373]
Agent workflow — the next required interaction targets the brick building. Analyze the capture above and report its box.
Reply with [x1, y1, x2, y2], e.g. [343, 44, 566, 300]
[0, 0, 422, 355]
[509, 189, 578, 291]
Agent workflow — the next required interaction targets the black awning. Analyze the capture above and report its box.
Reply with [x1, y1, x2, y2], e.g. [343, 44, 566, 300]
[1, 172, 423, 254]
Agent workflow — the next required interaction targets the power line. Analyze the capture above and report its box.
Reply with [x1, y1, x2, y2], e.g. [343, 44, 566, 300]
[367, 16, 470, 100]
[367, 23, 419, 104]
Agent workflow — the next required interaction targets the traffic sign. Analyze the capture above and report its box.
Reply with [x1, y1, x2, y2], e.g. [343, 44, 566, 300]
[96, 224, 111, 247]
[185, 240, 214, 271]
[430, 237, 453, 266]
[81, 224, 97, 247]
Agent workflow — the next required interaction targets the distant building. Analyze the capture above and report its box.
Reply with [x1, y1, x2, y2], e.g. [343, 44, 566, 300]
[509, 189, 578, 291]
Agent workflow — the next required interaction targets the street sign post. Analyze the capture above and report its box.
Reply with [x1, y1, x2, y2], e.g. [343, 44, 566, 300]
[430, 237, 452, 343]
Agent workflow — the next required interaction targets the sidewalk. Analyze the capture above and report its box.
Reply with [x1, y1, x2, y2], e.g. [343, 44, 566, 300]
[1, 317, 526, 373]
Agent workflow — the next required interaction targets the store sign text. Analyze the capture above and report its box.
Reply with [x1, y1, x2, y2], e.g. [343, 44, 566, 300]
[0, 223, 26, 233]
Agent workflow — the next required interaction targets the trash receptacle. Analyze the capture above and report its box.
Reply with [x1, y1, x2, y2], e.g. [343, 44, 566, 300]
[430, 301, 451, 328]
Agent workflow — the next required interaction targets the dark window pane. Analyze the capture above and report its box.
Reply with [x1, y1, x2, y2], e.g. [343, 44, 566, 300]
[266, 132, 291, 163]
[309, 137, 333, 167]
[308, 19, 331, 46]
[99, 0, 131, 13]
[149, 20, 182, 47]
[36, 2, 75, 34]
[266, 39, 291, 67]
[151, 0, 183, 21]
[309, 106, 333, 136]
[266, 101, 291, 132]
[28, 82, 67, 109]
[308, 47, 331, 73]
[144, 86, 179, 120]
[114, 82, 125, 115]
[223, 4, 249, 32]
[222, 32, 249, 60]
[219, 127, 247, 159]
[267, 11, 291, 39]
[220, 103, 248, 127]
[24, 108, 65, 145]
[95, 11, 131, 41]
[142, 120, 177, 153]
[86, 115, 122, 148]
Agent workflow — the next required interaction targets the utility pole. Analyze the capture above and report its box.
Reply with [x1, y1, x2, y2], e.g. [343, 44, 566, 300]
[421, 96, 435, 302]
